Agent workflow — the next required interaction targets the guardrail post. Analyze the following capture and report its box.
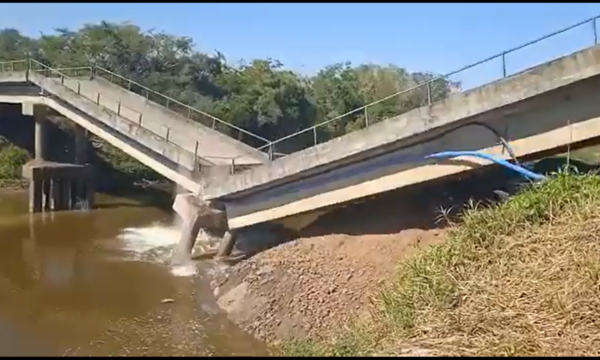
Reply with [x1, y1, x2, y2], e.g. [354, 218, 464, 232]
[594, 18, 598, 45]
[364, 107, 370, 127]
[230, 158, 236, 175]
[268, 144, 274, 161]
[117, 101, 121, 116]
[165, 127, 170, 142]
[193, 141, 199, 172]
[313, 127, 318, 145]
[96, 92, 100, 105]
[427, 82, 432, 105]
[25, 59, 30, 82]
[89, 66, 95, 80]
[77, 82, 81, 95]
[502, 52, 507, 78]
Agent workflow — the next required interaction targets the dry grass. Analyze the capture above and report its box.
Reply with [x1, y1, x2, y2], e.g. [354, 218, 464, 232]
[282, 169, 600, 356]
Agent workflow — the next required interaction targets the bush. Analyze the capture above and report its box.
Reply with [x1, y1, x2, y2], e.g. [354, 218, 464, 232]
[0, 143, 30, 180]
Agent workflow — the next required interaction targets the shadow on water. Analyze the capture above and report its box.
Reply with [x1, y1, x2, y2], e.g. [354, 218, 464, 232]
[0, 191, 268, 356]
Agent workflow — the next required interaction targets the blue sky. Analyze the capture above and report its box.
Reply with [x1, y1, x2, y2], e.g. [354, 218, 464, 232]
[1, 3, 600, 89]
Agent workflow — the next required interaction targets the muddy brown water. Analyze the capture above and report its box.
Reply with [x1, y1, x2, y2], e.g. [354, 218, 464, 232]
[0, 190, 267, 356]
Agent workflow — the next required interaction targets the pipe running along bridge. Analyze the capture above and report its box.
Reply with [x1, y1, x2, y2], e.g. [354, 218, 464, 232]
[1, 16, 600, 263]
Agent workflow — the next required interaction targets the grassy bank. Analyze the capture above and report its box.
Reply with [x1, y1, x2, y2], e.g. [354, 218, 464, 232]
[283, 170, 600, 356]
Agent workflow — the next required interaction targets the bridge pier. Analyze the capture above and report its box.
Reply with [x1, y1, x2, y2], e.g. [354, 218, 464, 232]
[22, 103, 94, 213]
[32, 104, 47, 160]
[215, 230, 238, 259]
[171, 193, 228, 266]
[74, 124, 88, 165]
[22, 162, 95, 213]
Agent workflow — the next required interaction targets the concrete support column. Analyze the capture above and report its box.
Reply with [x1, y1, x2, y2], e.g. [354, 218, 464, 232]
[74, 125, 88, 165]
[171, 193, 226, 266]
[172, 212, 203, 266]
[215, 230, 238, 258]
[28, 167, 42, 213]
[33, 105, 47, 161]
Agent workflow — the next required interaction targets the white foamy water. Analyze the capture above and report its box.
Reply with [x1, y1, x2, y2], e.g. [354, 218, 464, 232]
[171, 264, 198, 277]
[116, 222, 218, 277]
[118, 223, 181, 253]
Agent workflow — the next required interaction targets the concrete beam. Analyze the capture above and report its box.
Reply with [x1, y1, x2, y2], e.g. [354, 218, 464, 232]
[0, 94, 203, 193]
[203, 45, 600, 200]
[225, 112, 600, 229]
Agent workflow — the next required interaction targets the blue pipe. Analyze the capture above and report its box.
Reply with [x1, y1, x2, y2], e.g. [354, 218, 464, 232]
[425, 151, 546, 181]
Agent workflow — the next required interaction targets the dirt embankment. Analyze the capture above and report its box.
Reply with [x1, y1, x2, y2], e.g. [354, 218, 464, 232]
[212, 229, 444, 344]
[208, 167, 515, 345]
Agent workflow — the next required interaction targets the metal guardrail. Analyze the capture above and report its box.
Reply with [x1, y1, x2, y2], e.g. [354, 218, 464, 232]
[0, 15, 599, 167]
[245, 14, 600, 159]
[0, 60, 274, 164]
[90, 66, 272, 147]
[0, 59, 229, 172]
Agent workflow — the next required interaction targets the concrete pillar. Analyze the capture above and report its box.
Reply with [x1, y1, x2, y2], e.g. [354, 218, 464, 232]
[33, 105, 47, 161]
[171, 212, 202, 266]
[59, 180, 71, 210]
[51, 179, 60, 211]
[170, 193, 226, 266]
[70, 182, 78, 209]
[28, 168, 42, 213]
[43, 180, 51, 211]
[85, 168, 95, 209]
[74, 125, 88, 165]
[215, 230, 238, 258]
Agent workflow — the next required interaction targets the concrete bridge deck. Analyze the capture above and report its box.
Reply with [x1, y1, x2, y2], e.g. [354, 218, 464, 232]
[202, 45, 600, 230]
[0, 61, 269, 193]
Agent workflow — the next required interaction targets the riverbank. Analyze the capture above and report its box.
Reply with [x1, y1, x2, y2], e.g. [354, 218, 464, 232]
[210, 171, 600, 356]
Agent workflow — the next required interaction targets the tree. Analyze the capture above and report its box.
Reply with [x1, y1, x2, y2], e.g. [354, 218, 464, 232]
[0, 21, 459, 153]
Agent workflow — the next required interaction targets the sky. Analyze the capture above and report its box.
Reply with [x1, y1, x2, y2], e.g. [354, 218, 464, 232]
[1, 3, 600, 89]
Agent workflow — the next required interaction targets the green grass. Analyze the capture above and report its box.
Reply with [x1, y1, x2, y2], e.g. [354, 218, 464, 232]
[282, 169, 600, 356]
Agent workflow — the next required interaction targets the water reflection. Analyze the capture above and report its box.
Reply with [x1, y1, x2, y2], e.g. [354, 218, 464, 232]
[0, 191, 266, 356]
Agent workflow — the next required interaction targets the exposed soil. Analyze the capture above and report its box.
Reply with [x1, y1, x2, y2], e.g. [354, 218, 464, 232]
[211, 229, 444, 344]
[208, 166, 519, 344]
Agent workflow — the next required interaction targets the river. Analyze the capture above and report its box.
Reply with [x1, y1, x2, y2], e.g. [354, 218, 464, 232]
[0, 190, 268, 356]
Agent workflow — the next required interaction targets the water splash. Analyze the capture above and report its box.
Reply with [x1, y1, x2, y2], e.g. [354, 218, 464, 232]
[116, 222, 217, 277]
[118, 223, 181, 253]
[171, 263, 198, 277]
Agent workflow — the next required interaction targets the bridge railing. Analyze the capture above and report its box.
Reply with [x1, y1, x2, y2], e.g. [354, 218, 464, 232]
[0, 59, 231, 172]
[89, 66, 272, 150]
[0, 15, 598, 169]
[242, 15, 600, 161]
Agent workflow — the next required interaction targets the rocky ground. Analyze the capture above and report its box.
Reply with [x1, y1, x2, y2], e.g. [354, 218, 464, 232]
[205, 166, 530, 346]
[205, 169, 507, 345]
[210, 228, 445, 344]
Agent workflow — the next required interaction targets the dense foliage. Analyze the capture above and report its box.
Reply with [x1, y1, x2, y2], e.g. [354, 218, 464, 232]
[0, 22, 460, 153]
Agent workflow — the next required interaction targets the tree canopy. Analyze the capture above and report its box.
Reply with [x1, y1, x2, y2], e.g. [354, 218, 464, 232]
[0, 22, 460, 153]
